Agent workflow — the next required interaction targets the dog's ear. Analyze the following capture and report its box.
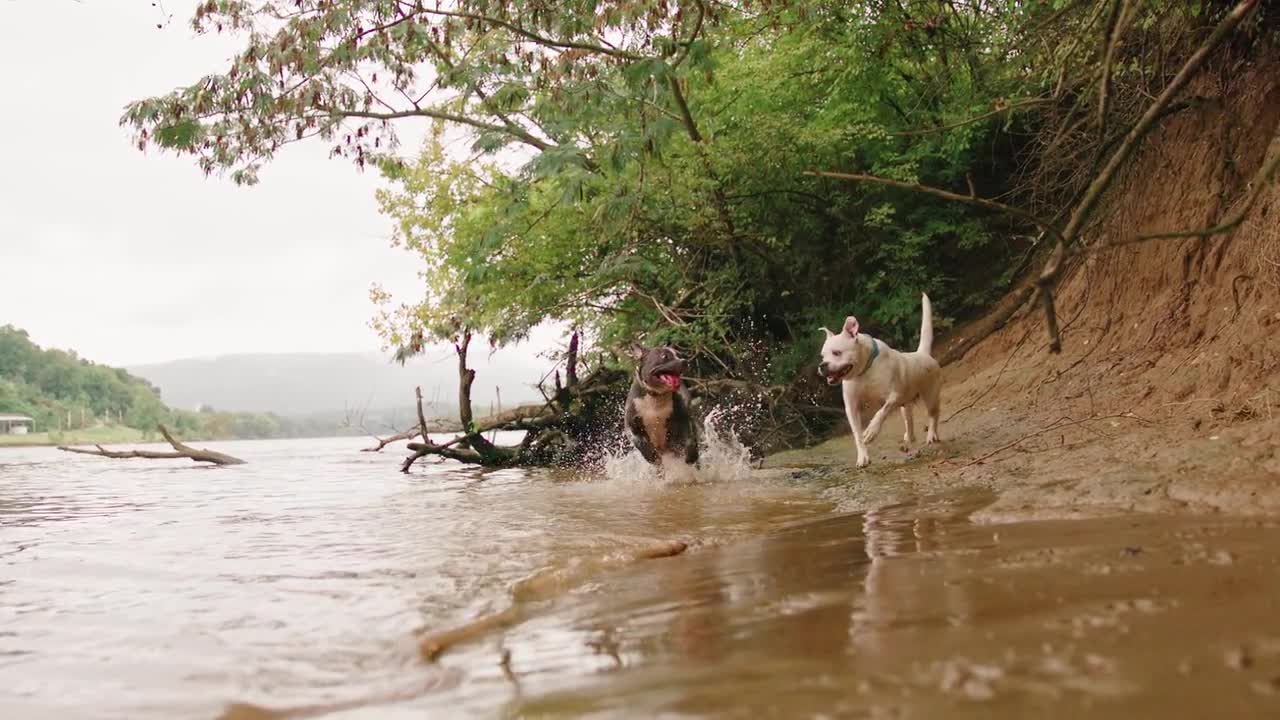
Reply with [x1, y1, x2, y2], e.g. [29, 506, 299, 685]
[626, 343, 646, 360]
[842, 316, 860, 337]
[819, 327, 833, 339]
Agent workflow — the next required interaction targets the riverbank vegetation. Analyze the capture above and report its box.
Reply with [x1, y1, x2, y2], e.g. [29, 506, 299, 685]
[122, 0, 1278, 463]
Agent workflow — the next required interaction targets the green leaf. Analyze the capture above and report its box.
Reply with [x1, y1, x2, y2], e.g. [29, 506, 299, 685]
[154, 120, 201, 149]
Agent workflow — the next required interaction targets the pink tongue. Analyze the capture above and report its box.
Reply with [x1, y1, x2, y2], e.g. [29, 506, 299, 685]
[661, 373, 681, 389]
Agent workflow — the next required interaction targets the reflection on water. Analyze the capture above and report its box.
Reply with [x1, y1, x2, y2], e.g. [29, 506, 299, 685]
[4, 437, 1280, 719]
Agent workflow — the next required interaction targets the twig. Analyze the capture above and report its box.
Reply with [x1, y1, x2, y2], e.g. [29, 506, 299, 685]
[945, 327, 1032, 423]
[1106, 129, 1280, 247]
[961, 412, 1145, 468]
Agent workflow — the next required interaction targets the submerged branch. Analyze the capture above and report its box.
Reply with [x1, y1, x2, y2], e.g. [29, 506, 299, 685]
[58, 424, 246, 465]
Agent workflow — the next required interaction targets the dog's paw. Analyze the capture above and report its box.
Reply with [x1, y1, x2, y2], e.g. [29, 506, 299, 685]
[856, 454, 871, 468]
[925, 432, 940, 444]
[861, 428, 880, 444]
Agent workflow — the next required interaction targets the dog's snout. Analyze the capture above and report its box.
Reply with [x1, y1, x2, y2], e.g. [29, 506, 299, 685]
[817, 361, 829, 374]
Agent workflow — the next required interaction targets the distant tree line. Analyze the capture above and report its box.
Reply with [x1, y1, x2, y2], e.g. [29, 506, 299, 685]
[0, 325, 356, 440]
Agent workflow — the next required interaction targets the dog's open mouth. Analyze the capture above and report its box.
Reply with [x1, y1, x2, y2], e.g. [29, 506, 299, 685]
[824, 366, 850, 385]
[654, 372, 682, 390]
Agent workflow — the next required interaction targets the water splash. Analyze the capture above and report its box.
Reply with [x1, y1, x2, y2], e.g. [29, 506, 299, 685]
[600, 407, 754, 484]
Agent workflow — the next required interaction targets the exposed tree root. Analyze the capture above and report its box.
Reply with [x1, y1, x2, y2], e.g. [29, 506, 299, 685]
[399, 330, 625, 470]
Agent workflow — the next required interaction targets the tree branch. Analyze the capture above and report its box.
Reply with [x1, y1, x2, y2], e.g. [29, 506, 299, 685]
[804, 170, 1065, 244]
[315, 105, 553, 152]
[361, 427, 420, 452]
[58, 424, 245, 465]
[890, 97, 1051, 137]
[1104, 129, 1280, 248]
[399, 3, 643, 61]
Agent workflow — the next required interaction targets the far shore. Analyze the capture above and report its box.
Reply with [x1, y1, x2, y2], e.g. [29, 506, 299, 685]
[0, 420, 468, 449]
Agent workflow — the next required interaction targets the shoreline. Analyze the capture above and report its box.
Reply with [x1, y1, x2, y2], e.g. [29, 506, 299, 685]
[0, 430, 365, 449]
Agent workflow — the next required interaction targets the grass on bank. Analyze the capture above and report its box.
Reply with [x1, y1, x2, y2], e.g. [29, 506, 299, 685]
[0, 425, 150, 448]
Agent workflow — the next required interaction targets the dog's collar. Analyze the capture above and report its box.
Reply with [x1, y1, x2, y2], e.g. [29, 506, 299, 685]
[854, 338, 880, 377]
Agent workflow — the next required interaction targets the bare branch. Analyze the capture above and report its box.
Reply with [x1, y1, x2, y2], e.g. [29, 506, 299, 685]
[361, 427, 420, 452]
[1104, 129, 1280, 248]
[58, 424, 245, 465]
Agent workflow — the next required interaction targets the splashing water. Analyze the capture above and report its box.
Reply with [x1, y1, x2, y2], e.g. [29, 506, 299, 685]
[601, 407, 755, 484]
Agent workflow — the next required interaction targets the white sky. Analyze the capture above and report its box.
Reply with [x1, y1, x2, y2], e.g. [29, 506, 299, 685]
[0, 0, 554, 369]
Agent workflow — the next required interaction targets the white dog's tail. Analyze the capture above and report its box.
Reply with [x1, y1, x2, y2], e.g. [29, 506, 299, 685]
[917, 292, 934, 356]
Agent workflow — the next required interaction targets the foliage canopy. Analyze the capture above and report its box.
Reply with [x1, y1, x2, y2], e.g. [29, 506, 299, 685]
[124, 0, 1262, 395]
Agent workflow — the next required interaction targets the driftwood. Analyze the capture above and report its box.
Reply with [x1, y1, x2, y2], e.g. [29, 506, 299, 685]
[57, 425, 246, 465]
[400, 330, 625, 470]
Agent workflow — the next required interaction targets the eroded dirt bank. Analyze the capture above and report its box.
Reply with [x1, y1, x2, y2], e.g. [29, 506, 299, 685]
[768, 51, 1280, 521]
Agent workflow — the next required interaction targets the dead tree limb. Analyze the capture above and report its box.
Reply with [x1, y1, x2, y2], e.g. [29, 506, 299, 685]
[361, 427, 420, 452]
[453, 331, 500, 459]
[1104, 129, 1280, 248]
[564, 330, 579, 389]
[890, 97, 1053, 137]
[58, 424, 245, 465]
[400, 386, 486, 471]
[399, 330, 623, 470]
[961, 412, 1148, 468]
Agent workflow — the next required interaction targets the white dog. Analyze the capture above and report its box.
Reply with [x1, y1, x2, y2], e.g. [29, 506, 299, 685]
[818, 293, 942, 468]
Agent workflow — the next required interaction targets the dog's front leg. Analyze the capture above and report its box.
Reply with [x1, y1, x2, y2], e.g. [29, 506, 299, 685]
[843, 383, 871, 468]
[862, 395, 899, 444]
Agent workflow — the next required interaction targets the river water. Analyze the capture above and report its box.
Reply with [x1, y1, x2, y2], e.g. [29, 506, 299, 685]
[3, 436, 1280, 719]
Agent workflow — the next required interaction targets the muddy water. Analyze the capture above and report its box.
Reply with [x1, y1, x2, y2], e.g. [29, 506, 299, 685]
[3, 437, 1280, 719]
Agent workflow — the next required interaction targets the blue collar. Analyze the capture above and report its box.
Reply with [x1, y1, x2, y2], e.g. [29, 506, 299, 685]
[857, 339, 880, 376]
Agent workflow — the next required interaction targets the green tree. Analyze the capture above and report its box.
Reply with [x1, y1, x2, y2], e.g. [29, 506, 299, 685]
[122, 1, 1265, 450]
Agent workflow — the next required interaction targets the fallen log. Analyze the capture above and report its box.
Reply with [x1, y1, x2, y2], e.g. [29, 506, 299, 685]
[57, 424, 245, 465]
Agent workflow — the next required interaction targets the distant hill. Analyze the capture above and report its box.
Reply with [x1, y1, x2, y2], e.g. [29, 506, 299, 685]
[128, 349, 547, 417]
[1, 324, 366, 442]
[1, 324, 167, 432]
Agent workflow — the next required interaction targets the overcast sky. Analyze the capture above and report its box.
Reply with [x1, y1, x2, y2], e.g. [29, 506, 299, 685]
[0, 0, 555, 370]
